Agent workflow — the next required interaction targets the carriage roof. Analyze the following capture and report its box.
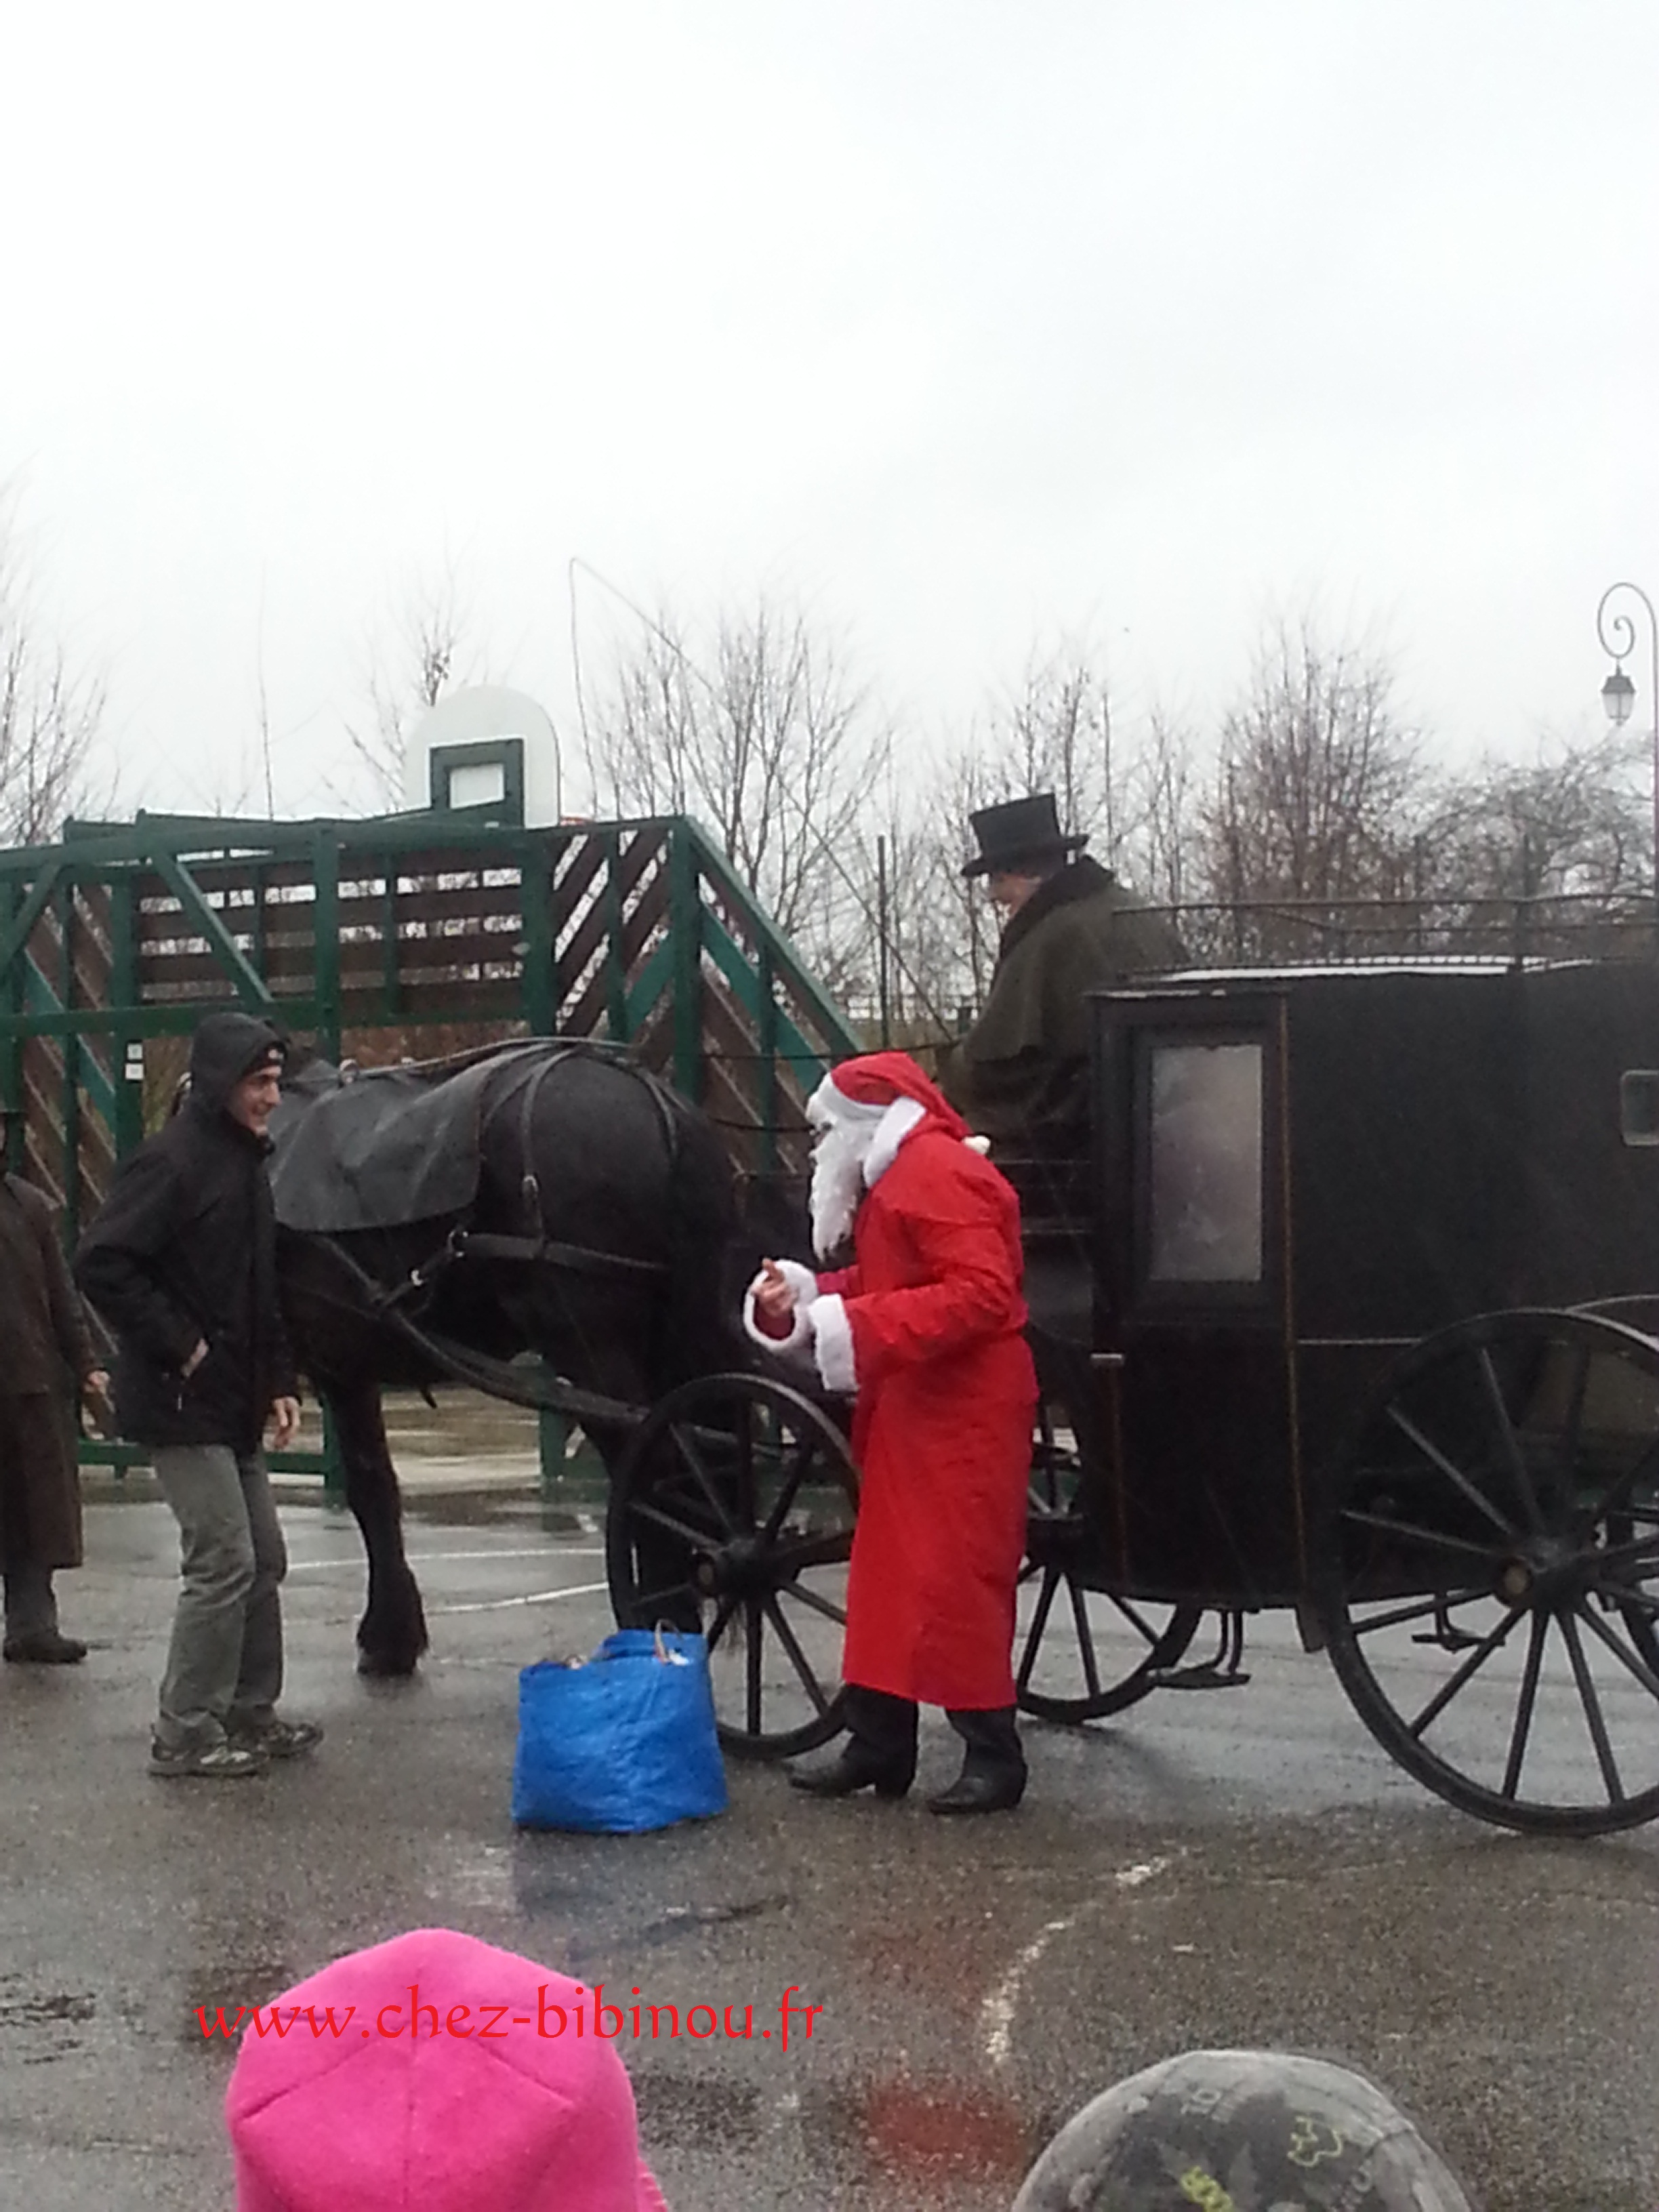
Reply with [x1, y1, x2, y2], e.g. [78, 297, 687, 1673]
[1088, 956, 1659, 1340]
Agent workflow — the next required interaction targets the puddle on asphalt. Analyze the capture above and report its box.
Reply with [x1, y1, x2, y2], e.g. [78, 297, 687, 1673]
[628, 1894, 794, 1948]
[631, 2070, 1048, 2192]
[0, 1980, 98, 2064]
[838, 2076, 1041, 2189]
[634, 2074, 761, 2148]
[179, 1957, 298, 2048]
[403, 1492, 600, 1534]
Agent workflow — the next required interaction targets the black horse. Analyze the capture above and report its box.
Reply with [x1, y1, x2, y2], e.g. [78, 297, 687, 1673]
[270, 1043, 743, 1675]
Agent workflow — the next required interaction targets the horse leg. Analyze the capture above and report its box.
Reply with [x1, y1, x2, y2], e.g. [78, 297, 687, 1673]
[323, 1378, 430, 1676]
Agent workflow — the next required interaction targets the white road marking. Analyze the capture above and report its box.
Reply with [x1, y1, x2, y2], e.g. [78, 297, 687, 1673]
[428, 1580, 611, 1616]
[1113, 1857, 1171, 1889]
[285, 1547, 603, 1572]
[979, 1855, 1174, 2067]
[981, 1917, 1078, 2068]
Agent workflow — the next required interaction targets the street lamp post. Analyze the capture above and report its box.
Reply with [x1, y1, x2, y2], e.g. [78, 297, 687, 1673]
[1597, 581, 1659, 921]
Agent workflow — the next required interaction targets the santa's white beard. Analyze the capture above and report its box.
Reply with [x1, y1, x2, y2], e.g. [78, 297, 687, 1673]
[809, 1120, 871, 1260]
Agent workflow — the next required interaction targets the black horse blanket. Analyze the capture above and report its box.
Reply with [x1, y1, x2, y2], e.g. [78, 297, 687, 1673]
[269, 1042, 556, 1235]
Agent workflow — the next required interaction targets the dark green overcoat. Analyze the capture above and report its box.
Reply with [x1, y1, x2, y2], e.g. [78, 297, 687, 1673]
[939, 857, 1185, 1152]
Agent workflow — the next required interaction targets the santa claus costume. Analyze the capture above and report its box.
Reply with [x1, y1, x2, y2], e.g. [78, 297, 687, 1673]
[746, 1052, 1037, 1814]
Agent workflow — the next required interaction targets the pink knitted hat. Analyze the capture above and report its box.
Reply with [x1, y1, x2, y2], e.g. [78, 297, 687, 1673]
[226, 1928, 668, 2212]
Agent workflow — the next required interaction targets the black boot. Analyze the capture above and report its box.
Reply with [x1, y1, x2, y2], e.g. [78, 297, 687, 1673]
[930, 1707, 1026, 1814]
[790, 1687, 918, 1800]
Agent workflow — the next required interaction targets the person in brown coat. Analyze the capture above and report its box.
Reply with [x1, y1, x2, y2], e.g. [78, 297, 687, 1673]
[0, 1105, 107, 1662]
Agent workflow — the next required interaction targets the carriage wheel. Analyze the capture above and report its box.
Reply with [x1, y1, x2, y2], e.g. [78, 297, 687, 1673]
[1322, 1309, 1659, 1837]
[1015, 1394, 1202, 1723]
[606, 1372, 859, 1761]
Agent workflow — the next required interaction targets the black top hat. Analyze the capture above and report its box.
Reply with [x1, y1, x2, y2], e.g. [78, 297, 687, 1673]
[962, 792, 1089, 879]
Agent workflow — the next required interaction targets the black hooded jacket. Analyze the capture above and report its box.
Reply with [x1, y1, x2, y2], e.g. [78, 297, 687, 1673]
[75, 1012, 298, 1452]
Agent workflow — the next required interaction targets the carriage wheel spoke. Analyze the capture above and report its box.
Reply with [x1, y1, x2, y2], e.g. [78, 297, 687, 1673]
[1340, 1508, 1504, 1563]
[763, 1595, 832, 1714]
[779, 1578, 846, 1629]
[630, 1498, 718, 1553]
[1478, 1346, 1544, 1535]
[1577, 1434, 1659, 1534]
[1386, 1404, 1516, 1537]
[1557, 1608, 1624, 1803]
[1350, 1588, 1484, 1639]
[1573, 1597, 1659, 1706]
[632, 1580, 698, 1618]
[1586, 1577, 1659, 1620]
[760, 1443, 814, 1546]
[1500, 1610, 1549, 1800]
[771, 1529, 853, 1574]
[1067, 1576, 1103, 1700]
[745, 1599, 764, 1736]
[702, 1592, 740, 1654]
[1590, 1532, 1659, 1574]
[1408, 1604, 1523, 1738]
[733, 1409, 758, 1528]
[1110, 1593, 1182, 1650]
[668, 1424, 738, 1535]
[1017, 1568, 1063, 1692]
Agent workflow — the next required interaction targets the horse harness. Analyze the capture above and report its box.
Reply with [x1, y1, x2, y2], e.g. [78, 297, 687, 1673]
[309, 1043, 679, 1427]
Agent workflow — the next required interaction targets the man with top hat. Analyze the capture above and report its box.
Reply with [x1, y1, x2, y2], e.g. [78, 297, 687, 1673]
[0, 1099, 107, 1663]
[76, 1010, 321, 1778]
[747, 1050, 1037, 1814]
[940, 792, 1185, 1158]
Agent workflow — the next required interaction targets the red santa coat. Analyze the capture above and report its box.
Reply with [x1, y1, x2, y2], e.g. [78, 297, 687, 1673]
[814, 1121, 1036, 1711]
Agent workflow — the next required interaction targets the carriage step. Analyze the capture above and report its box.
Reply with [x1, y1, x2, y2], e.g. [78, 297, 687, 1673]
[1146, 1662, 1252, 1691]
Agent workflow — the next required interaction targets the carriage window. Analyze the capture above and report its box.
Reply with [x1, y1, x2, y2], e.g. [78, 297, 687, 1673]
[1621, 1071, 1659, 1147]
[1147, 1042, 1264, 1283]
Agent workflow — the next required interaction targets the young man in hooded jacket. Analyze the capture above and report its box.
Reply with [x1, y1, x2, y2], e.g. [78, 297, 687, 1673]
[76, 1010, 321, 1778]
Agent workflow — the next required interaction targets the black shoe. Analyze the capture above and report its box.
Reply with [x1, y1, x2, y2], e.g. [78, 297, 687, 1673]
[789, 1743, 914, 1799]
[3, 1631, 87, 1665]
[926, 1765, 1027, 1816]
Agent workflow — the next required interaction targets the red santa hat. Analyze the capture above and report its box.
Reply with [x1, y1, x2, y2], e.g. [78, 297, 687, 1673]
[807, 1051, 969, 1140]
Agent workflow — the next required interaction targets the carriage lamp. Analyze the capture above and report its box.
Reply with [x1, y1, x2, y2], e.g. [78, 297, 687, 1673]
[1595, 581, 1659, 915]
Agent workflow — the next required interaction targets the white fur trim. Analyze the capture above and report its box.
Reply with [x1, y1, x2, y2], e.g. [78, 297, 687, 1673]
[863, 1096, 926, 1187]
[742, 1259, 819, 1354]
[811, 1293, 858, 1393]
[771, 1258, 819, 1305]
[807, 1071, 886, 1132]
[962, 1132, 991, 1155]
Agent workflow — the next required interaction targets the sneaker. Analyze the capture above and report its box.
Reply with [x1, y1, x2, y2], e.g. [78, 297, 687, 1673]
[228, 1717, 324, 1761]
[149, 1738, 268, 1780]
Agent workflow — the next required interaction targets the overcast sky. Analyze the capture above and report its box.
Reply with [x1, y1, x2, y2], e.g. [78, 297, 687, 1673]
[5, 1, 1658, 821]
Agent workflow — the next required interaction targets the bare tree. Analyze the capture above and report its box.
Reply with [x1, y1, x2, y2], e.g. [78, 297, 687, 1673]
[1199, 616, 1433, 907]
[583, 595, 888, 973]
[348, 560, 491, 808]
[1429, 729, 1650, 903]
[0, 487, 106, 844]
[880, 642, 1198, 1025]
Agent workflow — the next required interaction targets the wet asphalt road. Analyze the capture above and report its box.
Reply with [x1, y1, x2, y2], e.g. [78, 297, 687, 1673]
[3, 1481, 1658, 2212]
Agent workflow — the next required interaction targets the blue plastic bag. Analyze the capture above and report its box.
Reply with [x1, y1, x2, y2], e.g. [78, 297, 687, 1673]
[511, 1628, 729, 1833]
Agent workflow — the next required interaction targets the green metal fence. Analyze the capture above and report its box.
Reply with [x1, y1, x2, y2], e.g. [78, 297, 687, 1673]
[0, 802, 860, 1488]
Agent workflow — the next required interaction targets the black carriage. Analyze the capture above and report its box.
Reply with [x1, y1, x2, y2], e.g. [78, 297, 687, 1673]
[606, 958, 1659, 1837]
